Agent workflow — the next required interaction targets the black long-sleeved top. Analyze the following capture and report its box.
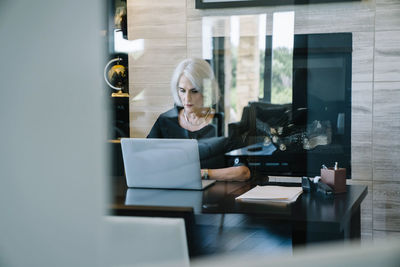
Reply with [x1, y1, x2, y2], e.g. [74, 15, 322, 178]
[147, 107, 246, 169]
[147, 106, 217, 139]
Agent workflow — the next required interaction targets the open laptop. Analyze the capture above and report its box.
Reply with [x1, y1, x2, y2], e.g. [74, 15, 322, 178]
[120, 138, 216, 190]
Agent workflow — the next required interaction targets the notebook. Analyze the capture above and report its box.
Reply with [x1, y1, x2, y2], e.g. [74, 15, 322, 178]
[120, 138, 215, 190]
[236, 185, 303, 204]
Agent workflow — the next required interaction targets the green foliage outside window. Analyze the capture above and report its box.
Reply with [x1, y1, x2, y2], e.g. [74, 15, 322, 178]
[231, 46, 292, 114]
[271, 47, 293, 104]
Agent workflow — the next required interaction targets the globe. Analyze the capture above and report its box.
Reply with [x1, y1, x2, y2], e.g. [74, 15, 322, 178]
[108, 64, 127, 89]
[104, 57, 129, 96]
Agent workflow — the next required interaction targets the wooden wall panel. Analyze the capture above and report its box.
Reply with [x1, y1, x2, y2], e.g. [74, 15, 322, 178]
[352, 82, 373, 180]
[293, 3, 375, 34]
[352, 32, 374, 82]
[128, 83, 175, 98]
[128, 23, 186, 39]
[187, 37, 203, 59]
[375, 0, 400, 31]
[373, 229, 400, 241]
[130, 65, 178, 85]
[374, 31, 400, 82]
[187, 19, 202, 38]
[129, 39, 187, 66]
[372, 82, 400, 182]
[373, 181, 400, 231]
[127, 0, 187, 137]
[373, 0, 400, 236]
[128, 1, 186, 27]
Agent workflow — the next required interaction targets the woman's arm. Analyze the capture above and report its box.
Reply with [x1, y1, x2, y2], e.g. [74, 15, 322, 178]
[202, 166, 251, 181]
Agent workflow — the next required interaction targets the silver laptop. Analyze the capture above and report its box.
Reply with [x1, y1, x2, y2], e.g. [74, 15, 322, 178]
[120, 138, 216, 190]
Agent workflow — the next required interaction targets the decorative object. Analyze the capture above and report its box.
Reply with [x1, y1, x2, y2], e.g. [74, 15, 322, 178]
[321, 167, 347, 193]
[104, 57, 129, 97]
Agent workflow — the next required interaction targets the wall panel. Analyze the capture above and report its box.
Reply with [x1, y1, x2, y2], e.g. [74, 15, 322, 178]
[373, 82, 400, 182]
[127, 0, 187, 137]
[374, 31, 400, 82]
[373, 181, 400, 232]
[352, 82, 373, 181]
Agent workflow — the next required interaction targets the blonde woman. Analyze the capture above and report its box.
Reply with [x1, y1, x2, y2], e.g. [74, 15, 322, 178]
[147, 58, 250, 181]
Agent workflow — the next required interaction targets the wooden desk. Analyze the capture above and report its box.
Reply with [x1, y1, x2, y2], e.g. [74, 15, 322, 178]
[110, 177, 367, 254]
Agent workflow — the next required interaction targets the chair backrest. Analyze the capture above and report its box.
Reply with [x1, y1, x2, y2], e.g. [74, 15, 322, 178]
[102, 216, 190, 267]
[228, 102, 292, 146]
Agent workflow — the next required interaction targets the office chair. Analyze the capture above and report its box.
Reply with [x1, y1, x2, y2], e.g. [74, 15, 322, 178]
[102, 216, 190, 267]
[228, 102, 292, 146]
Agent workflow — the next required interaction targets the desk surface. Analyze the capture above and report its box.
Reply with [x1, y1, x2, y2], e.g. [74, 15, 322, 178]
[111, 177, 367, 234]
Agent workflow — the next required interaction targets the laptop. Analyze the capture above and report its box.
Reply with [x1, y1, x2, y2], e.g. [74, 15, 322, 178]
[120, 138, 216, 190]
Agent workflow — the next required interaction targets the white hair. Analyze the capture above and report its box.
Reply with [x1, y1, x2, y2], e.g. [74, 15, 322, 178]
[170, 58, 219, 107]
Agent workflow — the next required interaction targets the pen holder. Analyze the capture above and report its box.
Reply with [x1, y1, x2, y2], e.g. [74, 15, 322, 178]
[321, 168, 346, 194]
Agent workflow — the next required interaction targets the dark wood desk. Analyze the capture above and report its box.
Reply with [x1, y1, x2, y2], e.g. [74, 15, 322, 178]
[110, 177, 367, 254]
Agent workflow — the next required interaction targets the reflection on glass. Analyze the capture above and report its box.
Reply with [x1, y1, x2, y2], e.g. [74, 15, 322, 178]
[202, 11, 352, 178]
[114, 30, 144, 54]
[271, 12, 294, 104]
[202, 14, 267, 127]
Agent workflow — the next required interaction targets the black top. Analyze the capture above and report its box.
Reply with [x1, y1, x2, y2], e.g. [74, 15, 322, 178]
[147, 106, 217, 139]
[147, 107, 246, 169]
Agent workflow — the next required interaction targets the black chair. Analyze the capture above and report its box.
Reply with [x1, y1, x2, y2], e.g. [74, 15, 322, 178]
[228, 102, 292, 146]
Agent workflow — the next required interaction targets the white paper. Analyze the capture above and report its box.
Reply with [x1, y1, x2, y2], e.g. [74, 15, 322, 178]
[236, 186, 303, 203]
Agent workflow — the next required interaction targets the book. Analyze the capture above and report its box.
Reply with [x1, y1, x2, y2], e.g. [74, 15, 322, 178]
[235, 185, 303, 204]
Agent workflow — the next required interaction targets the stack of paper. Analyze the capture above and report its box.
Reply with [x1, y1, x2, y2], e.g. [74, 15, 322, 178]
[235, 185, 303, 204]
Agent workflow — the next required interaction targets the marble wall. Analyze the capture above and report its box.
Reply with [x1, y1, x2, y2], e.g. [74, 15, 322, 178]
[127, 0, 400, 240]
[372, 0, 400, 238]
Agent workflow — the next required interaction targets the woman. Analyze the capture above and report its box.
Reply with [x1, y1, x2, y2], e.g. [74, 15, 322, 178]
[147, 58, 250, 181]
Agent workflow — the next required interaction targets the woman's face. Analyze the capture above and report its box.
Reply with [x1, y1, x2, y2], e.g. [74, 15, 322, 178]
[178, 75, 203, 113]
